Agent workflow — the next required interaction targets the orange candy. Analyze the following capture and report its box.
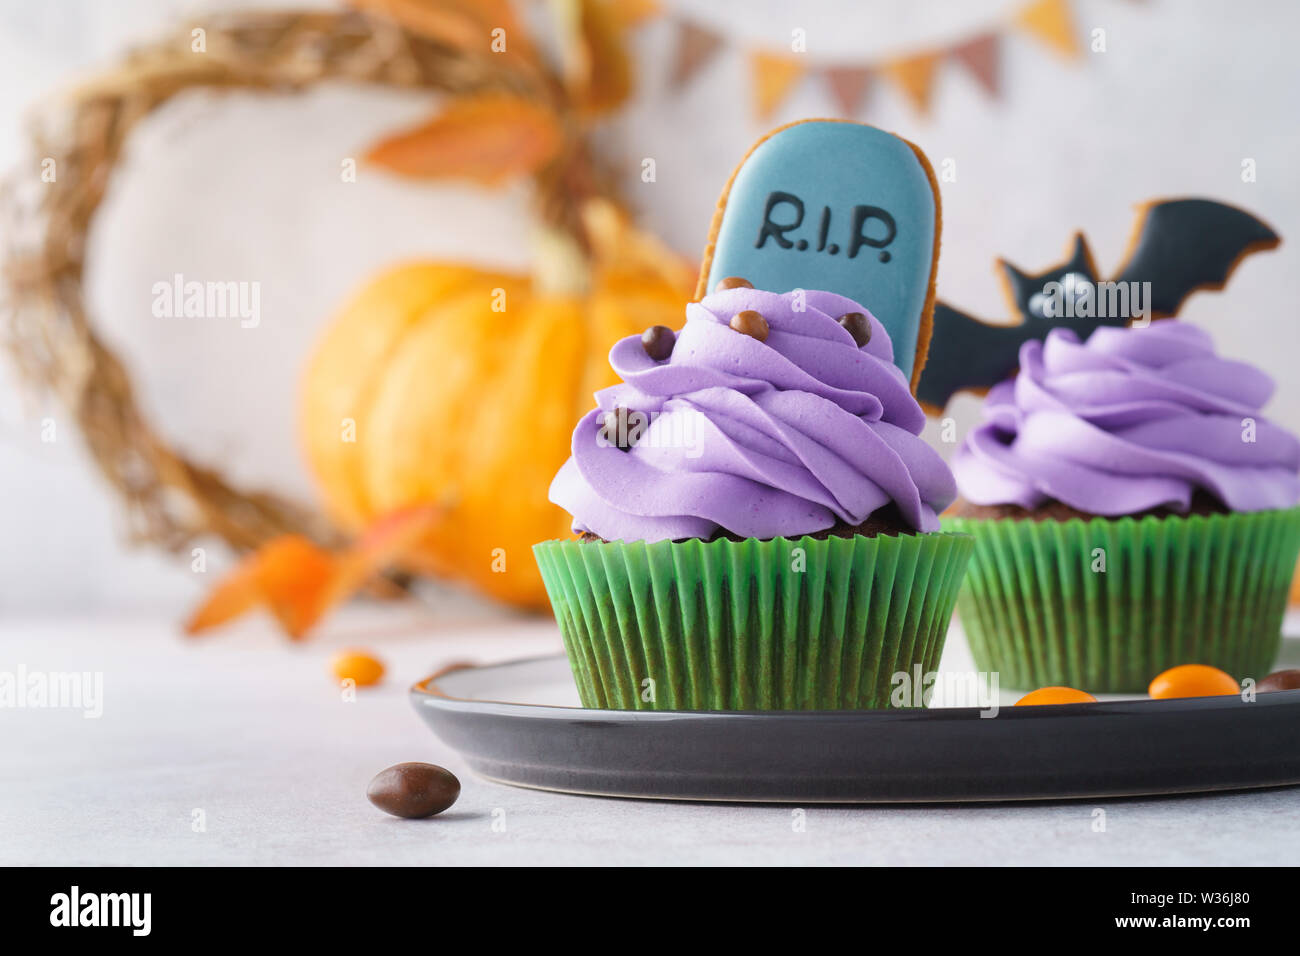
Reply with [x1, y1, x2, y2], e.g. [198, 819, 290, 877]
[332, 650, 385, 687]
[1148, 664, 1239, 699]
[1015, 686, 1097, 706]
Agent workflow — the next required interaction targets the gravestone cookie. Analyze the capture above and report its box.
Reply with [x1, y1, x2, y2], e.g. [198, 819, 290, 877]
[696, 119, 942, 392]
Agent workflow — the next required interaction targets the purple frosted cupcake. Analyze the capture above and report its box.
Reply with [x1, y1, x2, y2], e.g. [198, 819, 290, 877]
[533, 285, 972, 711]
[945, 321, 1300, 692]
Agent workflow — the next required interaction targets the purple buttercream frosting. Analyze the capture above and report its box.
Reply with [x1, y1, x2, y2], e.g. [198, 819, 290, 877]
[548, 287, 957, 542]
[953, 321, 1300, 515]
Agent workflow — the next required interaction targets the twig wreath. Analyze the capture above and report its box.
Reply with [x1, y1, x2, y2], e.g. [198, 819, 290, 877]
[1, 4, 624, 556]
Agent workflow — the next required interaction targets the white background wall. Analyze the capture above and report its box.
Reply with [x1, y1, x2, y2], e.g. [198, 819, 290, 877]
[2, 0, 1298, 613]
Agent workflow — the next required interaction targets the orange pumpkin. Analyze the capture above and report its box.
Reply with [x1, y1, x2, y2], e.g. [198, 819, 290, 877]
[301, 209, 692, 609]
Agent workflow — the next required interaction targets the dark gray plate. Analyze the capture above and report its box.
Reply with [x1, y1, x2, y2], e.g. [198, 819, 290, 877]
[410, 655, 1300, 803]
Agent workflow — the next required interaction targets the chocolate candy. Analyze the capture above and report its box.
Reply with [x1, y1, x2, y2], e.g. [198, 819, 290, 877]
[730, 309, 769, 342]
[641, 325, 676, 361]
[1258, 669, 1300, 693]
[714, 276, 753, 292]
[600, 406, 646, 450]
[366, 762, 460, 819]
[837, 311, 872, 347]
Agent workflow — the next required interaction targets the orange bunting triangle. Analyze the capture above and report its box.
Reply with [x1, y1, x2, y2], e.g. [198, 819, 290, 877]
[950, 33, 1001, 97]
[751, 51, 806, 118]
[1015, 0, 1080, 59]
[882, 52, 941, 115]
[824, 66, 873, 116]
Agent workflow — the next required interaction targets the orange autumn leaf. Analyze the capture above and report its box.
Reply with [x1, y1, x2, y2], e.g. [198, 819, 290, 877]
[300, 504, 443, 634]
[349, 0, 528, 56]
[185, 535, 336, 641]
[559, 0, 633, 115]
[332, 504, 444, 600]
[184, 506, 442, 640]
[182, 549, 264, 635]
[582, 198, 694, 293]
[254, 536, 339, 640]
[365, 95, 563, 185]
[608, 0, 661, 29]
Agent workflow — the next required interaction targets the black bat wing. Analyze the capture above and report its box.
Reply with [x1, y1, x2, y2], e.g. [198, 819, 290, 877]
[1111, 199, 1279, 318]
[917, 303, 1125, 412]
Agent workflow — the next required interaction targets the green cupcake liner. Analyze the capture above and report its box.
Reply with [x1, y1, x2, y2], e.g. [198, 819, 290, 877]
[943, 508, 1300, 694]
[533, 532, 973, 711]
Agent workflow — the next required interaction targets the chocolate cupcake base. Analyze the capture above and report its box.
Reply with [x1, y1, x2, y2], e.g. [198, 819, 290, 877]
[579, 504, 916, 544]
[946, 491, 1231, 524]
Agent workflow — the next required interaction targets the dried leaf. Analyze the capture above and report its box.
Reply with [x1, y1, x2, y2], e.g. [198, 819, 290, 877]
[349, 0, 524, 52]
[583, 199, 694, 293]
[608, 0, 661, 29]
[182, 506, 441, 640]
[557, 0, 633, 114]
[184, 536, 334, 639]
[183, 550, 263, 635]
[365, 94, 563, 185]
[253, 536, 339, 640]
[331, 504, 442, 600]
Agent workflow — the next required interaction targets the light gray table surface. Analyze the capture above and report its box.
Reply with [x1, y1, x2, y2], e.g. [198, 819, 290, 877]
[3, 602, 1298, 866]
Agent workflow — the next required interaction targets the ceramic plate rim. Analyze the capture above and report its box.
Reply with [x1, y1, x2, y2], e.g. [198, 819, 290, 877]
[410, 653, 1299, 719]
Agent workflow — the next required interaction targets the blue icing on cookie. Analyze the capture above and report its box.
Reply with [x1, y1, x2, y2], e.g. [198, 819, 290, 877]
[705, 121, 939, 382]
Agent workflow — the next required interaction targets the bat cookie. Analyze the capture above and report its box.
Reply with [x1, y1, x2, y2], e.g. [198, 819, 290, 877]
[917, 198, 1280, 412]
[697, 119, 942, 392]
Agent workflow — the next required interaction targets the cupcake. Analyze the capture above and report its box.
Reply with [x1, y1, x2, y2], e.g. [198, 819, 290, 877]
[946, 321, 1300, 692]
[533, 284, 972, 711]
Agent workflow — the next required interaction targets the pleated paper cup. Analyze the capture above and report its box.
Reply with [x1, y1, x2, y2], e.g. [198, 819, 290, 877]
[943, 507, 1300, 694]
[533, 532, 973, 711]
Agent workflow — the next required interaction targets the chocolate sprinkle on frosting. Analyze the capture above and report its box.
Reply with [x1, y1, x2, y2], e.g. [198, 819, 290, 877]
[641, 325, 676, 361]
[714, 276, 753, 292]
[837, 311, 872, 347]
[729, 309, 769, 342]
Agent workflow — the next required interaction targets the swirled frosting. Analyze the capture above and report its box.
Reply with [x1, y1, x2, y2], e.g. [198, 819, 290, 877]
[953, 321, 1300, 514]
[549, 288, 956, 542]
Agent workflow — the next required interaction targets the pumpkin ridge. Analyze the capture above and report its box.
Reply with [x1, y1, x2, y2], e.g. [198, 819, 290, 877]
[303, 264, 505, 526]
[358, 279, 522, 491]
[303, 263, 688, 609]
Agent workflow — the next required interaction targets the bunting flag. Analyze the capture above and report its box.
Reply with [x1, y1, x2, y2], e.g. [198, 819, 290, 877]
[750, 51, 806, 119]
[1015, 0, 1081, 59]
[669, 20, 723, 91]
[664, 0, 1094, 120]
[824, 66, 873, 117]
[881, 52, 942, 115]
[950, 33, 1001, 97]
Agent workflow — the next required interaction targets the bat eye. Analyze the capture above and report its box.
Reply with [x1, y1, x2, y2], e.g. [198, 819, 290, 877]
[1028, 273, 1091, 320]
[1061, 272, 1089, 300]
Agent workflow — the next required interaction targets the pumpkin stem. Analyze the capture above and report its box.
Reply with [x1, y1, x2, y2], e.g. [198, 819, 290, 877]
[532, 225, 592, 297]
